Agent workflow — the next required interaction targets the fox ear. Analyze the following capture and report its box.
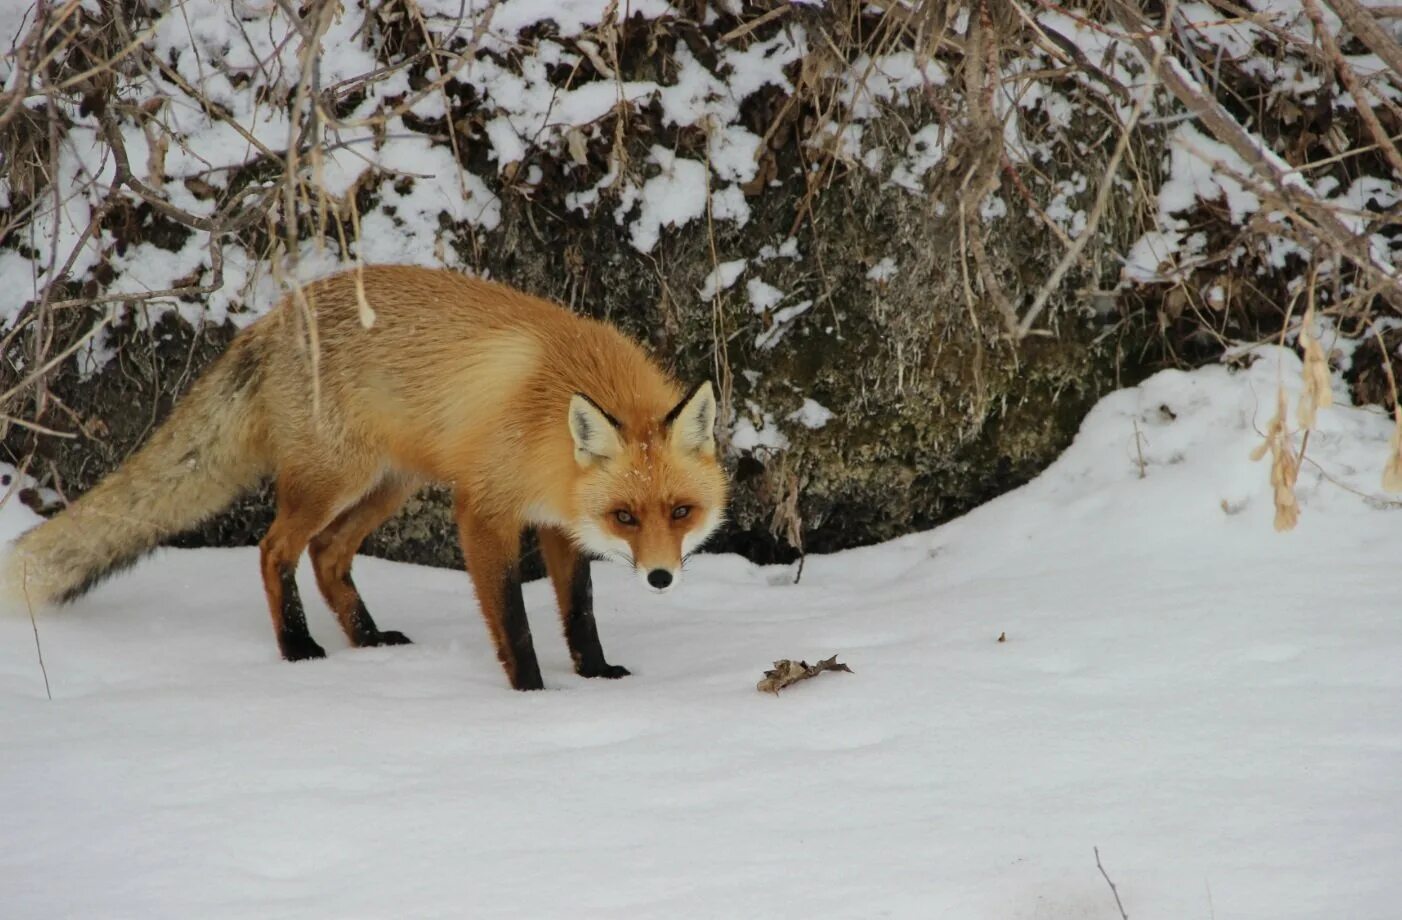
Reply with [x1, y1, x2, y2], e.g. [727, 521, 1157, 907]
[665, 381, 717, 457]
[569, 393, 623, 465]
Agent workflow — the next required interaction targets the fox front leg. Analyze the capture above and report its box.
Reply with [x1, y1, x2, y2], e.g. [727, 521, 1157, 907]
[538, 526, 629, 679]
[455, 500, 545, 691]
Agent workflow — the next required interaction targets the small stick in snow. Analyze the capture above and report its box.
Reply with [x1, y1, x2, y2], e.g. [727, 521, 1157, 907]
[756, 655, 852, 694]
[21, 561, 53, 701]
[1132, 419, 1147, 480]
[1094, 846, 1130, 920]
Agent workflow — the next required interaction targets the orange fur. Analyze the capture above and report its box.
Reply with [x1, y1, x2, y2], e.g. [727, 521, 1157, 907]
[4, 265, 729, 689]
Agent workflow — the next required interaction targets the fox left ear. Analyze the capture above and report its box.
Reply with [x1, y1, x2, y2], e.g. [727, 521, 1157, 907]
[665, 381, 717, 457]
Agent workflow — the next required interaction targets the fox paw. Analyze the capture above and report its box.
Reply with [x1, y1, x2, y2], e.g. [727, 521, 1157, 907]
[580, 663, 631, 679]
[280, 635, 327, 662]
[364, 629, 412, 647]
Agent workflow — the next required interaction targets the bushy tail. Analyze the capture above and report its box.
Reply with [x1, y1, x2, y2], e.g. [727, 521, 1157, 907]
[3, 335, 272, 610]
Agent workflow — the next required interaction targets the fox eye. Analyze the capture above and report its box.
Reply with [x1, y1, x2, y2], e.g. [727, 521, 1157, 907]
[613, 509, 638, 526]
[672, 505, 692, 520]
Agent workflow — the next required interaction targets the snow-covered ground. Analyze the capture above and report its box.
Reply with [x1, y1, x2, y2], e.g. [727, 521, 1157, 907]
[3, 348, 1400, 919]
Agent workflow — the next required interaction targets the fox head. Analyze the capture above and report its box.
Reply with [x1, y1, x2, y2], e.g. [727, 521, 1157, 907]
[567, 382, 728, 592]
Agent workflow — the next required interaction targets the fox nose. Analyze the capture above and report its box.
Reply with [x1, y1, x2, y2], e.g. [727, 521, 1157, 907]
[647, 569, 673, 590]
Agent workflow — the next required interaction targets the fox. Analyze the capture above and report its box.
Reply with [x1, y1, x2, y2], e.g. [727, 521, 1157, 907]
[2, 265, 729, 690]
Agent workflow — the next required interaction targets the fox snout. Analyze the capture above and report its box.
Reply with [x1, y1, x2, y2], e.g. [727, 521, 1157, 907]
[642, 566, 677, 593]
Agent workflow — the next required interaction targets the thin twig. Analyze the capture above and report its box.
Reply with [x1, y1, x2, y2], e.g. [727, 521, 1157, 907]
[720, 5, 791, 44]
[21, 563, 54, 702]
[1132, 419, 1147, 478]
[1094, 847, 1130, 920]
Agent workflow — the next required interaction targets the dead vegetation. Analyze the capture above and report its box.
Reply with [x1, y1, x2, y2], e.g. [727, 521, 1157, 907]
[756, 654, 853, 694]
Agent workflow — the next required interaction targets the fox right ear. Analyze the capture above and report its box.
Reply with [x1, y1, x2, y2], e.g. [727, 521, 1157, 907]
[569, 394, 623, 466]
[665, 381, 717, 457]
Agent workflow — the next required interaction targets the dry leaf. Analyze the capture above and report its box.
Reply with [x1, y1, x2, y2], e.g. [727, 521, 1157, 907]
[1384, 406, 1402, 493]
[1271, 446, 1300, 531]
[757, 655, 852, 694]
[144, 126, 169, 189]
[566, 128, 589, 166]
[1251, 389, 1300, 531]
[1297, 303, 1333, 430]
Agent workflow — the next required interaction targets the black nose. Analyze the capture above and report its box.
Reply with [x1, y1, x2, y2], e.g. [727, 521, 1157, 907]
[647, 569, 673, 590]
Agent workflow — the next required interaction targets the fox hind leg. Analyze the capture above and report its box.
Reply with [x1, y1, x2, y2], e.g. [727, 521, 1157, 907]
[309, 474, 419, 648]
[261, 467, 375, 661]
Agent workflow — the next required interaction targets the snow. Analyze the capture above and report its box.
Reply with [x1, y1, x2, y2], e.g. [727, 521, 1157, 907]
[728, 404, 790, 453]
[699, 259, 747, 299]
[1122, 229, 1184, 283]
[622, 148, 709, 254]
[753, 299, 813, 350]
[1158, 124, 1261, 225]
[866, 257, 898, 283]
[706, 125, 763, 184]
[787, 398, 834, 429]
[888, 123, 947, 192]
[4, 348, 1400, 918]
[0, 3, 34, 53]
[838, 51, 948, 120]
[745, 277, 784, 313]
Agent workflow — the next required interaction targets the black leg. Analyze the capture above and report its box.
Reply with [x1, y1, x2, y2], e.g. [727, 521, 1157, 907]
[563, 559, 629, 679]
[340, 572, 412, 647]
[276, 566, 326, 661]
[501, 568, 545, 691]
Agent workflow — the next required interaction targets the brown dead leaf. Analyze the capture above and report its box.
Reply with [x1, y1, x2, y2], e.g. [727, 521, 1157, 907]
[1297, 301, 1333, 430]
[1384, 406, 1402, 493]
[756, 655, 852, 694]
[566, 128, 589, 166]
[1251, 388, 1300, 531]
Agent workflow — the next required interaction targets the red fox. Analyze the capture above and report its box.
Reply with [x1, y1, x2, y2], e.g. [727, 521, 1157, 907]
[3, 265, 728, 690]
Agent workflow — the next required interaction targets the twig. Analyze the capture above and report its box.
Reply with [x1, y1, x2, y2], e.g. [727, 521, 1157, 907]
[1373, 324, 1401, 406]
[0, 413, 77, 438]
[1094, 847, 1130, 920]
[720, 5, 791, 44]
[1132, 418, 1147, 478]
[21, 564, 54, 701]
